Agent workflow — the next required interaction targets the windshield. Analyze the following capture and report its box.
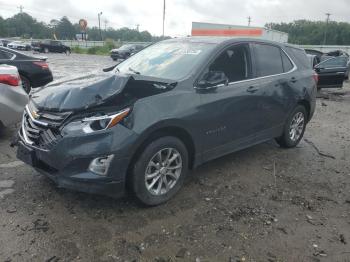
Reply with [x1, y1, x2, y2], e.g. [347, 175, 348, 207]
[116, 41, 216, 80]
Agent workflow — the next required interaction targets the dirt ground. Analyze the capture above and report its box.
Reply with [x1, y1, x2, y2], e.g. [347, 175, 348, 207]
[0, 52, 350, 262]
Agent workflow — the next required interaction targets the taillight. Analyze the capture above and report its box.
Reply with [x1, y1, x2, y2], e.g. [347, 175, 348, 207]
[313, 71, 319, 84]
[0, 74, 20, 86]
[33, 61, 49, 69]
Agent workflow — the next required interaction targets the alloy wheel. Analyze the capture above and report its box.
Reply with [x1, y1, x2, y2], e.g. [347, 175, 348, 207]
[289, 112, 305, 142]
[145, 148, 182, 196]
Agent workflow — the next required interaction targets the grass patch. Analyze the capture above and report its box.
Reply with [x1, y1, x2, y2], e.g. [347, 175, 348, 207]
[71, 39, 121, 56]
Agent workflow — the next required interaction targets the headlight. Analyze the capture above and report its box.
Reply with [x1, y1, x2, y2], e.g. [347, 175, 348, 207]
[62, 108, 130, 135]
[82, 108, 131, 133]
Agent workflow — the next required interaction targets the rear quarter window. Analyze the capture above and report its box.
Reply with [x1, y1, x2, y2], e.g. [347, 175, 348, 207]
[286, 47, 311, 69]
[281, 50, 294, 72]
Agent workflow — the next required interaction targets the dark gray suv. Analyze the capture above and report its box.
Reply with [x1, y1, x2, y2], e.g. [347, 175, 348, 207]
[16, 37, 317, 205]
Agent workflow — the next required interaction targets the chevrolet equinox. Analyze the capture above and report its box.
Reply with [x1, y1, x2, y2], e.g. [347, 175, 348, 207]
[16, 37, 317, 205]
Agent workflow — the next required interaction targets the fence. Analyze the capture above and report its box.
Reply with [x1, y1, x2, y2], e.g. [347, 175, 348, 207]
[48, 40, 152, 49]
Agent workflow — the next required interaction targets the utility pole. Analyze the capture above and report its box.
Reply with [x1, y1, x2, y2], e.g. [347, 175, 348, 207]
[323, 13, 331, 45]
[162, 0, 166, 38]
[18, 5, 24, 13]
[136, 24, 140, 32]
[98, 12, 103, 41]
[248, 16, 251, 26]
[104, 19, 108, 31]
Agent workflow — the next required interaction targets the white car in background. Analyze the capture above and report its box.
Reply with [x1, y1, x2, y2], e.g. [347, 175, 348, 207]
[7, 41, 31, 51]
[0, 65, 28, 129]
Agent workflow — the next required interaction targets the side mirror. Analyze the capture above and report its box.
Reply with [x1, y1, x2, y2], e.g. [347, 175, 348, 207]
[197, 71, 228, 89]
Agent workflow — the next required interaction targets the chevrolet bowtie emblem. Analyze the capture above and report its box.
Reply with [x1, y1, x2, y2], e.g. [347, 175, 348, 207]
[31, 110, 40, 119]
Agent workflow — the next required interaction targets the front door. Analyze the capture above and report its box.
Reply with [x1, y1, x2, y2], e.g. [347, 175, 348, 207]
[315, 56, 348, 88]
[196, 43, 264, 162]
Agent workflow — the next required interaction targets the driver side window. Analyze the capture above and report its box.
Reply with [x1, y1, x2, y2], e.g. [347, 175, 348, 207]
[209, 44, 251, 83]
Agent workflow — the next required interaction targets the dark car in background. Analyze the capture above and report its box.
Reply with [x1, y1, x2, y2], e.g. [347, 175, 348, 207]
[15, 37, 316, 205]
[0, 47, 53, 93]
[110, 43, 149, 60]
[33, 40, 71, 54]
[305, 49, 350, 89]
[315, 55, 349, 89]
[0, 39, 11, 47]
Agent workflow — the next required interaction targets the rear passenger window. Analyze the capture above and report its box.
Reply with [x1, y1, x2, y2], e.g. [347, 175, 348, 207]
[281, 50, 294, 72]
[254, 44, 283, 77]
[318, 57, 347, 68]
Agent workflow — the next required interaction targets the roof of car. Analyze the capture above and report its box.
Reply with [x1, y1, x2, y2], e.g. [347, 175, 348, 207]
[164, 36, 298, 49]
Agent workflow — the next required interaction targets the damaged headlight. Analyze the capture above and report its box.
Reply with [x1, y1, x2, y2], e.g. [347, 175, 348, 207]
[62, 108, 130, 135]
[82, 108, 131, 133]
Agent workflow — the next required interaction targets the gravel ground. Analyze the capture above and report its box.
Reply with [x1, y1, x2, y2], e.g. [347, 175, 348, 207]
[0, 52, 350, 262]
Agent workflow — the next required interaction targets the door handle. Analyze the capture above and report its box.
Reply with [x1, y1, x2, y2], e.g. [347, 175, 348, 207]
[246, 86, 259, 93]
[290, 77, 297, 83]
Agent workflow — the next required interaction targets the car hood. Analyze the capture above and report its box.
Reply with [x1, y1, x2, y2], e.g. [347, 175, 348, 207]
[30, 72, 176, 112]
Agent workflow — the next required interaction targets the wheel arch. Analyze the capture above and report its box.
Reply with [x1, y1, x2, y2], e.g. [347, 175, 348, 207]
[297, 99, 311, 121]
[128, 125, 197, 176]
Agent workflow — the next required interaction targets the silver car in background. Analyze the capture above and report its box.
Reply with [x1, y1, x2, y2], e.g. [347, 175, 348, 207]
[0, 65, 28, 129]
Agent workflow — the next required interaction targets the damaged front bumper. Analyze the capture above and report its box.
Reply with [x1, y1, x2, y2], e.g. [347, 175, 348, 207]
[16, 112, 139, 198]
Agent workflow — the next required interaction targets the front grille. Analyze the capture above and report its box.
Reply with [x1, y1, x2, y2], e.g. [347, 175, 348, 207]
[21, 106, 71, 150]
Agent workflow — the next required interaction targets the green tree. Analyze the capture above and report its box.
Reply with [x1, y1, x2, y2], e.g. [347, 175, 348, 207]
[266, 20, 350, 45]
[56, 16, 76, 39]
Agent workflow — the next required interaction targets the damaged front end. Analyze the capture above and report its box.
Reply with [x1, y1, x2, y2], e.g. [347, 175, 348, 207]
[16, 72, 176, 197]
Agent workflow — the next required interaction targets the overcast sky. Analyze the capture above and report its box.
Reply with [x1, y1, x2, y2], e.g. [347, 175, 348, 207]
[1, 0, 350, 36]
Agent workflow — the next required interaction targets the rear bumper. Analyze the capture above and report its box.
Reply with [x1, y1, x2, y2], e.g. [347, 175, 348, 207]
[0, 85, 28, 127]
[31, 71, 53, 88]
[111, 53, 127, 60]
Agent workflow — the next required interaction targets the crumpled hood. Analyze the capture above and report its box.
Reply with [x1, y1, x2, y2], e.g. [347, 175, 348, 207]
[30, 73, 131, 112]
[30, 72, 177, 112]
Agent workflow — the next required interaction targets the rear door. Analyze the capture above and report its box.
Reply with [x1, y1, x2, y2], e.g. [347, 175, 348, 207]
[315, 56, 347, 88]
[250, 43, 294, 140]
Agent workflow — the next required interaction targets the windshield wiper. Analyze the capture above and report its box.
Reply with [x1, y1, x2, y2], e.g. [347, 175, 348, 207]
[128, 67, 141, 75]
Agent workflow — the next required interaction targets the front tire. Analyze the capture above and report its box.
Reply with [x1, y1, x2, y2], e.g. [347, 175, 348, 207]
[276, 105, 307, 148]
[131, 136, 188, 206]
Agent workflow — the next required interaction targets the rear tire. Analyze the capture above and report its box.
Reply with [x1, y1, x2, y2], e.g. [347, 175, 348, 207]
[276, 105, 307, 148]
[131, 136, 188, 206]
[20, 75, 31, 94]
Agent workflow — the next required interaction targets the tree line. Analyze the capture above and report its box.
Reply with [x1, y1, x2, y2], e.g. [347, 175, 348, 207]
[2, 13, 350, 45]
[266, 20, 350, 45]
[0, 13, 155, 42]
